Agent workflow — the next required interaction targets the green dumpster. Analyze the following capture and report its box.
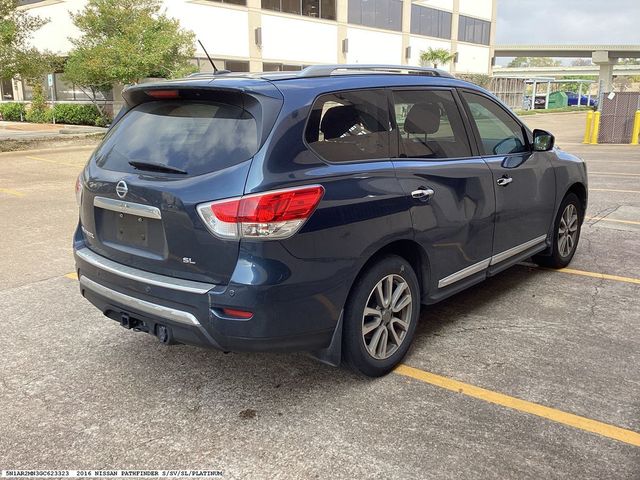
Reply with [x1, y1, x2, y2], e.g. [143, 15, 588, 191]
[547, 91, 568, 109]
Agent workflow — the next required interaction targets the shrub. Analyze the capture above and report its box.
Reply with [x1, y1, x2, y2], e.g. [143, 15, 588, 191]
[0, 103, 27, 122]
[51, 103, 102, 126]
[94, 115, 110, 128]
[25, 105, 53, 123]
[25, 82, 51, 123]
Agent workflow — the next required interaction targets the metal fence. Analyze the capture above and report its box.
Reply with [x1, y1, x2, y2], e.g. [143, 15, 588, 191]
[488, 77, 526, 111]
[598, 91, 640, 144]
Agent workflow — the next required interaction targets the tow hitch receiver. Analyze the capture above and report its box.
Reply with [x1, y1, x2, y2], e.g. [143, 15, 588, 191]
[120, 312, 142, 330]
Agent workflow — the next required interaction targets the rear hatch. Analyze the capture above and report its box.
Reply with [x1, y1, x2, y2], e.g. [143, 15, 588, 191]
[79, 80, 283, 285]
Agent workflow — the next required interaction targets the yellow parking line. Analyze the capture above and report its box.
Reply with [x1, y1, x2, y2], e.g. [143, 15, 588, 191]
[64, 272, 78, 280]
[26, 155, 80, 168]
[590, 188, 640, 194]
[553, 267, 640, 285]
[395, 364, 640, 447]
[589, 172, 640, 177]
[586, 216, 640, 226]
[0, 187, 25, 197]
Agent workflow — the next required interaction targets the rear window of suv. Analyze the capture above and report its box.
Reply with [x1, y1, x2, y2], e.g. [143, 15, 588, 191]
[95, 101, 258, 176]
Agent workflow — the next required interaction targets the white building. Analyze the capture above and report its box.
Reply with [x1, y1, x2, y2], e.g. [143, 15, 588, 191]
[1, 0, 496, 103]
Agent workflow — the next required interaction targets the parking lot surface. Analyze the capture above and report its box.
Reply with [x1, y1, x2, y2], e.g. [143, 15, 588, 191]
[0, 140, 639, 479]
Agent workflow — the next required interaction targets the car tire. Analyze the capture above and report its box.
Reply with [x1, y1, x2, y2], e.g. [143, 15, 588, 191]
[533, 192, 583, 269]
[342, 255, 420, 377]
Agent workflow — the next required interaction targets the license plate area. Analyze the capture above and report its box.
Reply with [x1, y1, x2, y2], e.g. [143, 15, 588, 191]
[116, 212, 149, 248]
[95, 208, 167, 258]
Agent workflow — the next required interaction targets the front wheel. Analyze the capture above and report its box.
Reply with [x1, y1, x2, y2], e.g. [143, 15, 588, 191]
[343, 255, 420, 377]
[534, 192, 583, 269]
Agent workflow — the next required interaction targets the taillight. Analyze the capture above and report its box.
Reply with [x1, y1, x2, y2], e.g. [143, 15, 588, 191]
[75, 174, 83, 206]
[196, 185, 324, 240]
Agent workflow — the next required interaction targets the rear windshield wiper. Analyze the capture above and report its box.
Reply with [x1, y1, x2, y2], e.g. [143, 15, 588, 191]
[128, 161, 187, 175]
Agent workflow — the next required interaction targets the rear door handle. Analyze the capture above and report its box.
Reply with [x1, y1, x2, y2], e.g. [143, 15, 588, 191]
[497, 176, 513, 186]
[411, 188, 435, 201]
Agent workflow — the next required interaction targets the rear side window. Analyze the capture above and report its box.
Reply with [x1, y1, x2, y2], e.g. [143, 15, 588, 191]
[461, 92, 528, 156]
[95, 101, 258, 176]
[305, 90, 390, 162]
[392, 89, 471, 159]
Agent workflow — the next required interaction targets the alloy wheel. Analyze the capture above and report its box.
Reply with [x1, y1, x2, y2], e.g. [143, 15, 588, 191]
[558, 203, 578, 258]
[361, 274, 412, 360]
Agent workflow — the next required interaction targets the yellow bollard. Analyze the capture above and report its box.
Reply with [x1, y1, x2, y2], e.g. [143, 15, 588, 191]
[582, 110, 594, 144]
[589, 111, 601, 145]
[631, 110, 640, 145]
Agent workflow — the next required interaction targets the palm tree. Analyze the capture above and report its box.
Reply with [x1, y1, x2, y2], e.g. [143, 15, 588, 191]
[419, 48, 456, 69]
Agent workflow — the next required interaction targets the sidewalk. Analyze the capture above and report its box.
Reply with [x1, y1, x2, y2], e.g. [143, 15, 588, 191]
[0, 120, 107, 141]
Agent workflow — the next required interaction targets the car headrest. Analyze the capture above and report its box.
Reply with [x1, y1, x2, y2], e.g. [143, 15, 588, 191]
[321, 105, 359, 139]
[404, 103, 440, 134]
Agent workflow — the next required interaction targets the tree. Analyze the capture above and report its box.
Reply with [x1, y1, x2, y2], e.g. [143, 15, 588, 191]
[507, 57, 561, 68]
[420, 48, 455, 69]
[618, 58, 640, 65]
[0, 0, 57, 81]
[63, 0, 196, 118]
[571, 58, 592, 67]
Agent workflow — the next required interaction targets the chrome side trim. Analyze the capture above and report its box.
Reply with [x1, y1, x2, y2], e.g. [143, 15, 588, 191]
[79, 275, 200, 327]
[75, 247, 215, 294]
[490, 234, 548, 265]
[438, 258, 491, 289]
[437, 234, 548, 289]
[93, 196, 162, 220]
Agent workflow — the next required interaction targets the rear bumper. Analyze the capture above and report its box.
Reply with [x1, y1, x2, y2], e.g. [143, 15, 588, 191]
[74, 246, 335, 352]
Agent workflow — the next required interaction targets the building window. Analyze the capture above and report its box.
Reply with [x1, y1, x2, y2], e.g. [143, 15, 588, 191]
[1, 79, 14, 101]
[458, 15, 490, 45]
[263, 63, 305, 71]
[410, 4, 451, 39]
[348, 0, 402, 31]
[195, 58, 250, 72]
[224, 60, 250, 72]
[262, 0, 336, 20]
[204, 0, 247, 5]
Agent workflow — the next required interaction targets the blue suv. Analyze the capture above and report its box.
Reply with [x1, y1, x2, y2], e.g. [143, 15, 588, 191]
[73, 65, 588, 376]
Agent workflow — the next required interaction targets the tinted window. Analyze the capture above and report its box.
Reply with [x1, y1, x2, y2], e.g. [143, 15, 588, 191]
[410, 5, 452, 39]
[305, 90, 390, 162]
[462, 92, 528, 155]
[458, 15, 490, 45]
[348, 0, 402, 31]
[392, 90, 471, 159]
[262, 0, 336, 19]
[95, 101, 258, 176]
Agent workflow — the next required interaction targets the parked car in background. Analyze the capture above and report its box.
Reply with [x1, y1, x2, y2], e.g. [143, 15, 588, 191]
[523, 95, 548, 109]
[73, 64, 588, 377]
[565, 91, 597, 107]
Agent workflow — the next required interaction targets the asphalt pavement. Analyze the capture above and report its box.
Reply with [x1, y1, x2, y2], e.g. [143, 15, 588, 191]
[0, 135, 638, 479]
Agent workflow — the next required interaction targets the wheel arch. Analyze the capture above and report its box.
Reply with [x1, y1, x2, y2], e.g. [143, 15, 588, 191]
[351, 239, 431, 302]
[566, 182, 587, 219]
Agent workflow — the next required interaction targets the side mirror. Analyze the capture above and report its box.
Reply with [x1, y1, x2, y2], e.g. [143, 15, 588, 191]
[532, 129, 555, 151]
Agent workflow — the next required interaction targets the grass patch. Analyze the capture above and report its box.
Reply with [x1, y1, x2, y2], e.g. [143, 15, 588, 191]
[0, 133, 104, 153]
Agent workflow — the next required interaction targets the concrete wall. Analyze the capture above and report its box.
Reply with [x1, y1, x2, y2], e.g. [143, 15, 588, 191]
[458, 0, 492, 20]
[19, 0, 495, 74]
[261, 14, 338, 64]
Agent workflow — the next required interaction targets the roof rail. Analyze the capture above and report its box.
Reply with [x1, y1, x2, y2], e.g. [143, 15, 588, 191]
[297, 64, 454, 79]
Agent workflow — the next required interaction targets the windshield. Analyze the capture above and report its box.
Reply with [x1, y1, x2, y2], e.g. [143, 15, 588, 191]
[95, 100, 259, 176]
